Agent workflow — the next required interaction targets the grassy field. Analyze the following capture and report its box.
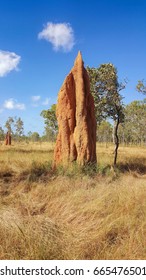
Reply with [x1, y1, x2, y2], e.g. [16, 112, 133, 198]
[0, 141, 146, 259]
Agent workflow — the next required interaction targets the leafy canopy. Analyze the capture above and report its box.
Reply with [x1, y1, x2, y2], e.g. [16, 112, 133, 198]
[87, 63, 125, 124]
[40, 104, 58, 133]
[136, 80, 146, 95]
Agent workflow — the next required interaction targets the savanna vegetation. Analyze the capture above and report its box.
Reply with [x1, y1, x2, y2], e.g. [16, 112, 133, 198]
[0, 141, 146, 260]
[0, 66, 146, 260]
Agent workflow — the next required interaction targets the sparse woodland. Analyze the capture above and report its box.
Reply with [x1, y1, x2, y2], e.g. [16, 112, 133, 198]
[0, 66, 146, 259]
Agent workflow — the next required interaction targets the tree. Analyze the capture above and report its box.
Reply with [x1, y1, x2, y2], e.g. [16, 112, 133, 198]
[97, 121, 113, 144]
[87, 63, 126, 166]
[27, 131, 32, 139]
[15, 117, 24, 140]
[4, 117, 14, 133]
[0, 127, 4, 141]
[4, 116, 24, 141]
[124, 100, 146, 145]
[31, 132, 40, 142]
[40, 104, 58, 140]
[136, 80, 146, 95]
[42, 127, 57, 142]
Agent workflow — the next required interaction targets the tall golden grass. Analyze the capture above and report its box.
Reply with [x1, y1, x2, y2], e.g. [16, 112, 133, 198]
[0, 142, 146, 259]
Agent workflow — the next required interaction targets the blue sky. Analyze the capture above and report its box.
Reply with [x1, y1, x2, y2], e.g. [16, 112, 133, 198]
[0, 0, 146, 135]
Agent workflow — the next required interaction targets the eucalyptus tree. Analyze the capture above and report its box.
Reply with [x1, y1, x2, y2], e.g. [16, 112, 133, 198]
[40, 104, 58, 141]
[87, 63, 126, 165]
[136, 80, 146, 95]
[15, 117, 24, 140]
[124, 100, 146, 145]
[0, 127, 4, 141]
[4, 117, 14, 133]
[97, 121, 113, 144]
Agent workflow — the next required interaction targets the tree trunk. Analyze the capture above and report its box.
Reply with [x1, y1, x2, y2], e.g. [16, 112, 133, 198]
[113, 118, 119, 166]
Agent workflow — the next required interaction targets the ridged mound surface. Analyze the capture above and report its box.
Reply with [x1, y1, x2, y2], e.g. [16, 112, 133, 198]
[54, 51, 97, 166]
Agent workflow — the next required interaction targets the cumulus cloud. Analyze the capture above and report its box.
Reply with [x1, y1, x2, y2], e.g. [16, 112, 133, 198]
[38, 22, 75, 52]
[31, 96, 41, 102]
[42, 98, 50, 105]
[3, 98, 25, 110]
[0, 50, 21, 77]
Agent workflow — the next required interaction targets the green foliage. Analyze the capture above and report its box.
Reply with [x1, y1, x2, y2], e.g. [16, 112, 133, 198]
[123, 100, 146, 144]
[4, 116, 24, 141]
[55, 162, 98, 178]
[40, 104, 58, 140]
[136, 80, 146, 95]
[15, 117, 24, 140]
[5, 117, 14, 133]
[87, 63, 126, 165]
[87, 63, 125, 124]
[97, 121, 113, 143]
[27, 131, 32, 138]
[42, 127, 57, 142]
[0, 127, 4, 141]
[31, 132, 40, 142]
[26, 161, 52, 182]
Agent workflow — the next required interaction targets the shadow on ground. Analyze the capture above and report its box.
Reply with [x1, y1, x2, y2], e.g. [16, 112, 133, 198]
[117, 158, 146, 175]
[0, 148, 54, 154]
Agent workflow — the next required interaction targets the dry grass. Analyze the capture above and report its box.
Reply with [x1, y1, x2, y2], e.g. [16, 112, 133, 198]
[0, 141, 146, 259]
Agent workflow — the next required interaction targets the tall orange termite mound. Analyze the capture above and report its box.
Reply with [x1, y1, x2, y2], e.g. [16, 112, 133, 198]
[5, 132, 11, 145]
[54, 51, 96, 166]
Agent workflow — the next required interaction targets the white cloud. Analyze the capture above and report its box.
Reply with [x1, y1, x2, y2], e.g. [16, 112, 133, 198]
[42, 98, 50, 106]
[3, 98, 25, 110]
[31, 95, 41, 102]
[38, 22, 75, 52]
[0, 50, 21, 77]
